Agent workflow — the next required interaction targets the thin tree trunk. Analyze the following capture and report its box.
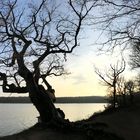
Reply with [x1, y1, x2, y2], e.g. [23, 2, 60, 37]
[113, 86, 116, 108]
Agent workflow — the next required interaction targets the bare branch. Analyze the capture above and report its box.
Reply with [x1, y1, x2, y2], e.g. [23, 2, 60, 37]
[94, 58, 125, 108]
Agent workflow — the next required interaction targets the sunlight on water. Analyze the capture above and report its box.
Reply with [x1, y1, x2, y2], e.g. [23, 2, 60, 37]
[55, 103, 106, 121]
[0, 103, 106, 136]
[0, 104, 39, 136]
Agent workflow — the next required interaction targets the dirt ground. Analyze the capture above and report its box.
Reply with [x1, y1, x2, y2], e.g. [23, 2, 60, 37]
[0, 128, 87, 140]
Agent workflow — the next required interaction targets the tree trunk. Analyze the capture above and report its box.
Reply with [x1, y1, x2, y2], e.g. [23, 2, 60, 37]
[129, 91, 134, 104]
[26, 74, 58, 123]
[122, 94, 126, 106]
[16, 56, 59, 123]
[113, 85, 116, 108]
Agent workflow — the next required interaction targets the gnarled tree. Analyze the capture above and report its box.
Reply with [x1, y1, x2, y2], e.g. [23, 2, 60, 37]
[0, 0, 95, 123]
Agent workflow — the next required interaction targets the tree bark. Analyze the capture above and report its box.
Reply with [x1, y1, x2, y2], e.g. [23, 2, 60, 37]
[26, 73, 58, 123]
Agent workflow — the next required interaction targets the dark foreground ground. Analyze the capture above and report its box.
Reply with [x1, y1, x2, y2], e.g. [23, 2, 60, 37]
[0, 102, 140, 140]
[89, 103, 140, 140]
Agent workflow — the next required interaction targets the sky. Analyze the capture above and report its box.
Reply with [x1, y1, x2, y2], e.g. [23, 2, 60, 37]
[47, 31, 136, 97]
[1, 26, 136, 98]
[0, 0, 138, 97]
[44, 25, 138, 97]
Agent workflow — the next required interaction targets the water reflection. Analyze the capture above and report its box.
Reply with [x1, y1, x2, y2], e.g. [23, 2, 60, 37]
[0, 103, 106, 136]
[0, 104, 38, 136]
[55, 103, 105, 121]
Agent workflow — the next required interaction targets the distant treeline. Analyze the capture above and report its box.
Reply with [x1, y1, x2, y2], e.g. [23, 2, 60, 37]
[0, 96, 107, 103]
[56, 96, 107, 103]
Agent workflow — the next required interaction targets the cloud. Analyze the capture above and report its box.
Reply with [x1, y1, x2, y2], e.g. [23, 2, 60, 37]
[72, 74, 87, 85]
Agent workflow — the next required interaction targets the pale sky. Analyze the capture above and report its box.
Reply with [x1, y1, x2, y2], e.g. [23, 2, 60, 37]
[0, 24, 137, 98]
[0, 0, 137, 97]
[47, 28, 137, 97]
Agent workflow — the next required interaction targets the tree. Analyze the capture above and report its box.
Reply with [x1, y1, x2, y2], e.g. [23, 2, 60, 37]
[116, 76, 126, 106]
[97, 0, 140, 47]
[95, 0, 140, 68]
[129, 42, 140, 69]
[134, 73, 140, 93]
[125, 80, 135, 104]
[0, 0, 95, 123]
[95, 59, 125, 108]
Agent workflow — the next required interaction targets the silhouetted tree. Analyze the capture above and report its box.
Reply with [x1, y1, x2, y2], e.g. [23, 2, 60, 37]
[96, 0, 140, 49]
[95, 60, 125, 108]
[0, 0, 95, 123]
[129, 42, 140, 69]
[134, 73, 140, 93]
[94, 0, 140, 70]
[116, 76, 127, 106]
[125, 80, 135, 104]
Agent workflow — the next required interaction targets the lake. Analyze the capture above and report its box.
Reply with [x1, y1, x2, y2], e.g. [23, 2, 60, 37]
[0, 103, 106, 136]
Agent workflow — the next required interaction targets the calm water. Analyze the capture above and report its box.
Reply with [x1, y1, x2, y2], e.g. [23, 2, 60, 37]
[0, 103, 106, 136]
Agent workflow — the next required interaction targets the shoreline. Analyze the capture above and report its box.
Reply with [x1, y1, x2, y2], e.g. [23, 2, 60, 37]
[0, 96, 107, 104]
[0, 102, 140, 140]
